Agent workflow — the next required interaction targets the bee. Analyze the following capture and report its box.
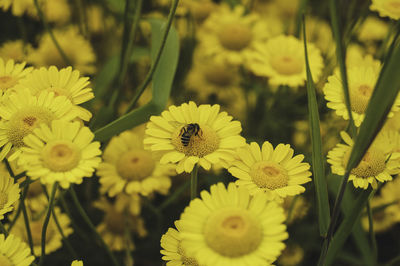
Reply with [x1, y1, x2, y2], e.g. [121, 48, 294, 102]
[179, 123, 202, 146]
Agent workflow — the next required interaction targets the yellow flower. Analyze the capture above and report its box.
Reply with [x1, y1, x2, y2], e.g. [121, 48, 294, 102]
[228, 141, 312, 202]
[0, 0, 35, 16]
[160, 221, 201, 266]
[0, 89, 77, 161]
[323, 64, 400, 127]
[179, 182, 288, 265]
[71, 260, 84, 266]
[19, 120, 102, 189]
[282, 195, 309, 224]
[0, 234, 34, 266]
[361, 195, 397, 233]
[98, 130, 175, 197]
[0, 41, 30, 62]
[0, 174, 20, 220]
[95, 198, 147, 251]
[16, 66, 94, 121]
[277, 243, 305, 266]
[144, 101, 246, 173]
[248, 35, 323, 87]
[28, 27, 96, 74]
[19, 180, 49, 213]
[379, 176, 400, 222]
[198, 4, 275, 65]
[0, 58, 32, 92]
[327, 131, 400, 189]
[358, 16, 389, 42]
[371, 0, 400, 20]
[346, 44, 381, 69]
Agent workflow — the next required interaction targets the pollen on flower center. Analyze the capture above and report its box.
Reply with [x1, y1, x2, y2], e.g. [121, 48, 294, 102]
[343, 148, 386, 178]
[116, 150, 155, 181]
[0, 254, 12, 266]
[204, 208, 262, 257]
[250, 161, 289, 190]
[171, 124, 220, 157]
[0, 192, 8, 210]
[42, 141, 81, 172]
[350, 84, 373, 114]
[219, 23, 253, 51]
[0, 75, 17, 90]
[270, 55, 303, 75]
[7, 107, 56, 148]
[203, 65, 234, 87]
[177, 242, 200, 266]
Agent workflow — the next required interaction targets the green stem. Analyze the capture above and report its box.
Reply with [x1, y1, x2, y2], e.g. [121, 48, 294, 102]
[367, 201, 378, 264]
[33, 0, 72, 66]
[294, 0, 308, 37]
[124, 0, 180, 114]
[74, 0, 88, 38]
[123, 210, 134, 266]
[190, 164, 199, 200]
[0, 221, 8, 236]
[7, 198, 22, 231]
[21, 185, 35, 256]
[69, 187, 120, 266]
[38, 183, 58, 266]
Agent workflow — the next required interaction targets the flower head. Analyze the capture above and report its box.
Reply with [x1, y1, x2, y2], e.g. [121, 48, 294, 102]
[144, 101, 246, 173]
[371, 0, 400, 20]
[178, 182, 288, 265]
[0, 174, 20, 220]
[327, 131, 400, 189]
[0, 58, 32, 92]
[19, 120, 102, 189]
[98, 130, 175, 197]
[0, 234, 34, 266]
[229, 141, 312, 202]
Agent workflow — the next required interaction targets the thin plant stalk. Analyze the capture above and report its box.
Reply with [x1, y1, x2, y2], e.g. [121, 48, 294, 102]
[124, 0, 181, 113]
[367, 201, 378, 264]
[190, 164, 199, 200]
[21, 185, 35, 256]
[38, 182, 59, 266]
[0, 221, 8, 236]
[33, 0, 72, 66]
[74, 0, 88, 38]
[69, 187, 120, 266]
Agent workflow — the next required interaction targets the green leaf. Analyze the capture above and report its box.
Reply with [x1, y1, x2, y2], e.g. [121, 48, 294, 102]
[94, 19, 180, 142]
[346, 34, 400, 173]
[302, 16, 330, 237]
[92, 54, 120, 101]
[328, 175, 374, 266]
[324, 187, 373, 266]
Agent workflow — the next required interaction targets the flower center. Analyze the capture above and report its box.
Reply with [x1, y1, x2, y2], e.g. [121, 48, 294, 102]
[0, 192, 8, 210]
[270, 55, 304, 75]
[171, 124, 219, 157]
[177, 242, 200, 266]
[219, 23, 253, 51]
[0, 75, 18, 91]
[42, 140, 81, 172]
[343, 148, 386, 178]
[250, 161, 289, 190]
[105, 210, 125, 235]
[350, 83, 373, 114]
[7, 107, 56, 148]
[203, 64, 234, 87]
[0, 254, 12, 266]
[116, 150, 155, 181]
[204, 208, 262, 257]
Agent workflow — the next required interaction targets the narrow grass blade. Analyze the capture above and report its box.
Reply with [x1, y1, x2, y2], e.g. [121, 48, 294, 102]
[94, 20, 179, 142]
[346, 35, 400, 172]
[324, 188, 373, 266]
[302, 16, 330, 236]
[329, 0, 356, 136]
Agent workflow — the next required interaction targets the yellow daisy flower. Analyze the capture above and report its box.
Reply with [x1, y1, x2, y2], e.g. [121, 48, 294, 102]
[95, 198, 147, 252]
[20, 180, 49, 213]
[0, 234, 34, 266]
[160, 221, 201, 266]
[144, 101, 246, 173]
[0, 0, 35, 16]
[198, 4, 275, 65]
[323, 64, 400, 127]
[248, 35, 324, 87]
[358, 16, 389, 42]
[28, 27, 96, 74]
[282, 195, 309, 224]
[0, 174, 20, 220]
[277, 243, 305, 266]
[18, 120, 101, 189]
[371, 0, 400, 20]
[361, 195, 397, 233]
[327, 131, 400, 189]
[71, 260, 84, 266]
[16, 66, 94, 121]
[98, 130, 175, 197]
[10, 207, 73, 256]
[0, 40, 30, 62]
[179, 182, 288, 265]
[114, 193, 142, 216]
[0, 58, 32, 92]
[228, 141, 312, 202]
[0, 88, 77, 161]
[346, 44, 381, 69]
